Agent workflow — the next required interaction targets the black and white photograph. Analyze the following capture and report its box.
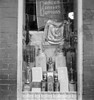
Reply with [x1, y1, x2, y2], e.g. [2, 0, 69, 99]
[0, 0, 94, 100]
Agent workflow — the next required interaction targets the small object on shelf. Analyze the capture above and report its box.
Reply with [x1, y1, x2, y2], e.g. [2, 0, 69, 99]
[54, 71, 58, 82]
[57, 67, 69, 92]
[47, 82, 54, 91]
[47, 57, 55, 71]
[41, 71, 47, 91]
[69, 82, 76, 91]
[54, 81, 60, 91]
[69, 67, 76, 91]
[25, 14, 30, 45]
[30, 45, 36, 67]
[70, 67, 74, 83]
[25, 66, 31, 84]
[47, 72, 54, 82]
[43, 71, 47, 81]
[31, 82, 41, 92]
[32, 67, 42, 82]
[23, 44, 36, 67]
[55, 48, 66, 69]
[54, 71, 60, 91]
[41, 80, 47, 91]
[31, 45, 35, 62]
[36, 47, 46, 71]
[23, 83, 31, 91]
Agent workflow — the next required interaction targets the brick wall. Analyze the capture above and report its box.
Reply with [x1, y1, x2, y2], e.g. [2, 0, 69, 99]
[83, 0, 94, 100]
[0, 0, 18, 100]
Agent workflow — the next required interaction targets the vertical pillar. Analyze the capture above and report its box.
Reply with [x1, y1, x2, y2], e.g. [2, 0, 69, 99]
[17, 0, 24, 100]
[77, 0, 83, 100]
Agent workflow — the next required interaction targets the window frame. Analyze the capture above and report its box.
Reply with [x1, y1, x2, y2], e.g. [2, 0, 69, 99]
[17, 0, 83, 100]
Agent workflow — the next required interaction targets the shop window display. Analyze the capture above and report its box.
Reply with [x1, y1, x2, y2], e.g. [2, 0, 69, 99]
[22, 0, 77, 92]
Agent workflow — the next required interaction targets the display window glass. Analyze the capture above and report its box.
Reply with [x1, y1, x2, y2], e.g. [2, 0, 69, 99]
[22, 0, 77, 92]
[17, 0, 83, 100]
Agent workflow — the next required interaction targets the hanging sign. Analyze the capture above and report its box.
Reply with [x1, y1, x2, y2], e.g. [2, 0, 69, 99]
[36, 0, 64, 30]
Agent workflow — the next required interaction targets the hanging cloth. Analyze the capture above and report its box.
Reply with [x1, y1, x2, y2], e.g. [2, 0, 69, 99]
[43, 20, 65, 45]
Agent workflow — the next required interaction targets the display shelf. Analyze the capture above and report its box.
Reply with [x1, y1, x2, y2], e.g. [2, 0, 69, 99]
[29, 31, 64, 47]
[22, 91, 77, 100]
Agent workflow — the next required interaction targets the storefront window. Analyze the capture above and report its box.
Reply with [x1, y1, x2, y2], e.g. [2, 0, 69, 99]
[22, 0, 77, 93]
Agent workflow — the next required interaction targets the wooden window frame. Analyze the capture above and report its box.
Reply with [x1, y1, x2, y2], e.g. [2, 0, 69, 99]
[17, 0, 83, 100]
